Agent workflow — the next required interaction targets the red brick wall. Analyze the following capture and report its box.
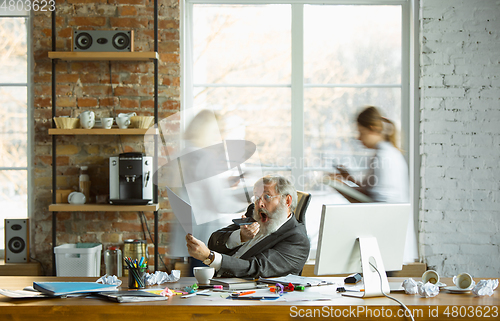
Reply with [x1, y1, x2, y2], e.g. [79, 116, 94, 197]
[32, 0, 179, 275]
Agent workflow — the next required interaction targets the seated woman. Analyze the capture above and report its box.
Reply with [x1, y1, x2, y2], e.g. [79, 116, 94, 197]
[328, 106, 409, 203]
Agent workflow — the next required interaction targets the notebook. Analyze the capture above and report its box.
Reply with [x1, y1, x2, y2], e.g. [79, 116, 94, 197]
[209, 278, 257, 290]
[95, 291, 168, 303]
[32, 282, 118, 296]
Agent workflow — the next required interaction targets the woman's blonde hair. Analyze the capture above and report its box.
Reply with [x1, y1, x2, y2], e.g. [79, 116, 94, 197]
[356, 106, 399, 149]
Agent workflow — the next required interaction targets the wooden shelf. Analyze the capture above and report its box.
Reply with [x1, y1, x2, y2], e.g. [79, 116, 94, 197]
[49, 128, 157, 135]
[49, 203, 159, 212]
[48, 51, 159, 61]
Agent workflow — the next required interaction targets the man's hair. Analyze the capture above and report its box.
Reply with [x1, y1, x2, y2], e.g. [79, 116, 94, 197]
[262, 175, 298, 212]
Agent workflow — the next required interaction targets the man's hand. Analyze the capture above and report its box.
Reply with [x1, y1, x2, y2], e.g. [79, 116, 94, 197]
[185, 233, 211, 261]
[240, 215, 259, 243]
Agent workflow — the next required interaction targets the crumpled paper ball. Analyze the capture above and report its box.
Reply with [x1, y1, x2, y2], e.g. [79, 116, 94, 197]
[402, 278, 419, 295]
[96, 274, 122, 286]
[472, 279, 499, 297]
[417, 281, 439, 298]
[145, 270, 181, 285]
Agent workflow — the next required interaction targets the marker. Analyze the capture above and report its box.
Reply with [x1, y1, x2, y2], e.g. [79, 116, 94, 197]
[197, 285, 223, 290]
[336, 287, 364, 292]
[231, 290, 256, 297]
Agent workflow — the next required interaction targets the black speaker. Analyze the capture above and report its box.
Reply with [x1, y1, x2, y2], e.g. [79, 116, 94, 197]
[73, 30, 134, 52]
[4, 219, 29, 263]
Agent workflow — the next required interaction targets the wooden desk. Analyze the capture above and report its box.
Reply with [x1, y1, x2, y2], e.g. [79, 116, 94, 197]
[0, 277, 498, 320]
[0, 260, 41, 276]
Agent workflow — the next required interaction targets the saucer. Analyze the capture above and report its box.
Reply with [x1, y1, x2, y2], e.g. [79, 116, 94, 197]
[444, 286, 472, 293]
[436, 282, 447, 288]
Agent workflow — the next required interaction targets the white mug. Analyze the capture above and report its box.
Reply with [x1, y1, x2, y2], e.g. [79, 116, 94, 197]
[79, 111, 95, 129]
[101, 117, 114, 129]
[193, 266, 215, 285]
[118, 112, 137, 118]
[453, 273, 475, 289]
[422, 270, 440, 285]
[116, 117, 131, 129]
[68, 191, 86, 204]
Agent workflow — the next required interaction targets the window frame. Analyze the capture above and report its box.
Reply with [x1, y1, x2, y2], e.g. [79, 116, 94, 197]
[0, 9, 33, 256]
[180, 0, 420, 258]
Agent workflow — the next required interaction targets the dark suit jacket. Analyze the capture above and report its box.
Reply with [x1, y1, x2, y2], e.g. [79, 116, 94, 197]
[207, 204, 310, 278]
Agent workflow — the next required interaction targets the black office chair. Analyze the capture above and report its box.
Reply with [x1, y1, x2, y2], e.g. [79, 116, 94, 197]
[294, 191, 311, 226]
[295, 191, 311, 276]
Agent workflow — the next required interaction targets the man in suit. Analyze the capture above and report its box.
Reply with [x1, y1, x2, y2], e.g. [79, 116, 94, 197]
[185, 175, 310, 278]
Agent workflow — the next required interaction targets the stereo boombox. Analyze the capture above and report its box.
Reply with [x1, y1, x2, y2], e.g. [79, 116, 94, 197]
[73, 30, 134, 52]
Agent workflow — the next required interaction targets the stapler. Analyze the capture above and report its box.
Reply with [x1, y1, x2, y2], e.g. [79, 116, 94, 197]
[344, 273, 362, 284]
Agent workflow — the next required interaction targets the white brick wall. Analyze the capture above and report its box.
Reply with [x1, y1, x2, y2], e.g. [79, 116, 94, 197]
[420, 0, 500, 277]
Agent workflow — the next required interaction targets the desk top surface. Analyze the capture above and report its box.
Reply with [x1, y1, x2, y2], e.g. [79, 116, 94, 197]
[1, 276, 498, 321]
[1, 276, 498, 306]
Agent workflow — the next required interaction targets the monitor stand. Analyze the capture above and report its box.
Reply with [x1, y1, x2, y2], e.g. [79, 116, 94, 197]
[342, 237, 390, 298]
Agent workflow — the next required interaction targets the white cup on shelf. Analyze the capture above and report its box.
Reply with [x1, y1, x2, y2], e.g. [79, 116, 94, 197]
[101, 117, 114, 129]
[68, 192, 86, 205]
[79, 111, 95, 129]
[116, 116, 131, 129]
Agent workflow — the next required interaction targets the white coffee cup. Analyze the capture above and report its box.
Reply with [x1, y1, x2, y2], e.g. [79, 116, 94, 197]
[422, 270, 440, 285]
[118, 112, 137, 118]
[193, 266, 215, 285]
[68, 191, 86, 204]
[79, 111, 95, 129]
[116, 116, 131, 129]
[101, 117, 114, 129]
[453, 273, 474, 289]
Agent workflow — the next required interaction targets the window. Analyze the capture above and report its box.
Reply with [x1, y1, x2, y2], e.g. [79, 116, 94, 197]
[182, 0, 412, 258]
[0, 9, 31, 255]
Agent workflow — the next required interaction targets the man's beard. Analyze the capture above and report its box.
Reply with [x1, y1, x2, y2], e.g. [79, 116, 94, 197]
[253, 200, 289, 236]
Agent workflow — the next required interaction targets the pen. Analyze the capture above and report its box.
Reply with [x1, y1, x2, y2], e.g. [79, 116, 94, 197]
[231, 296, 280, 300]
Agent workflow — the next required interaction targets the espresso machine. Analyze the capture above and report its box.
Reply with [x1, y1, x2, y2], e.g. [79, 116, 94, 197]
[109, 152, 153, 205]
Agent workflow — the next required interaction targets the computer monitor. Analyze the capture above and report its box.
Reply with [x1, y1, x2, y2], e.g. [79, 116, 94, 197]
[314, 203, 411, 298]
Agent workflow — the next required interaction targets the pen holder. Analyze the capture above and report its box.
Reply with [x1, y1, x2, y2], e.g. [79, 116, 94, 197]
[128, 267, 147, 289]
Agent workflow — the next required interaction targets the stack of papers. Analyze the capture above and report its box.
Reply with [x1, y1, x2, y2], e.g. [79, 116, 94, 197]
[95, 291, 168, 303]
[0, 289, 53, 299]
[259, 274, 334, 287]
[210, 278, 257, 290]
[1, 282, 168, 303]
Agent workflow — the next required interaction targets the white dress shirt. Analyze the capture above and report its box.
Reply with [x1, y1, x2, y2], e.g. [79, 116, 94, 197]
[210, 214, 293, 271]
